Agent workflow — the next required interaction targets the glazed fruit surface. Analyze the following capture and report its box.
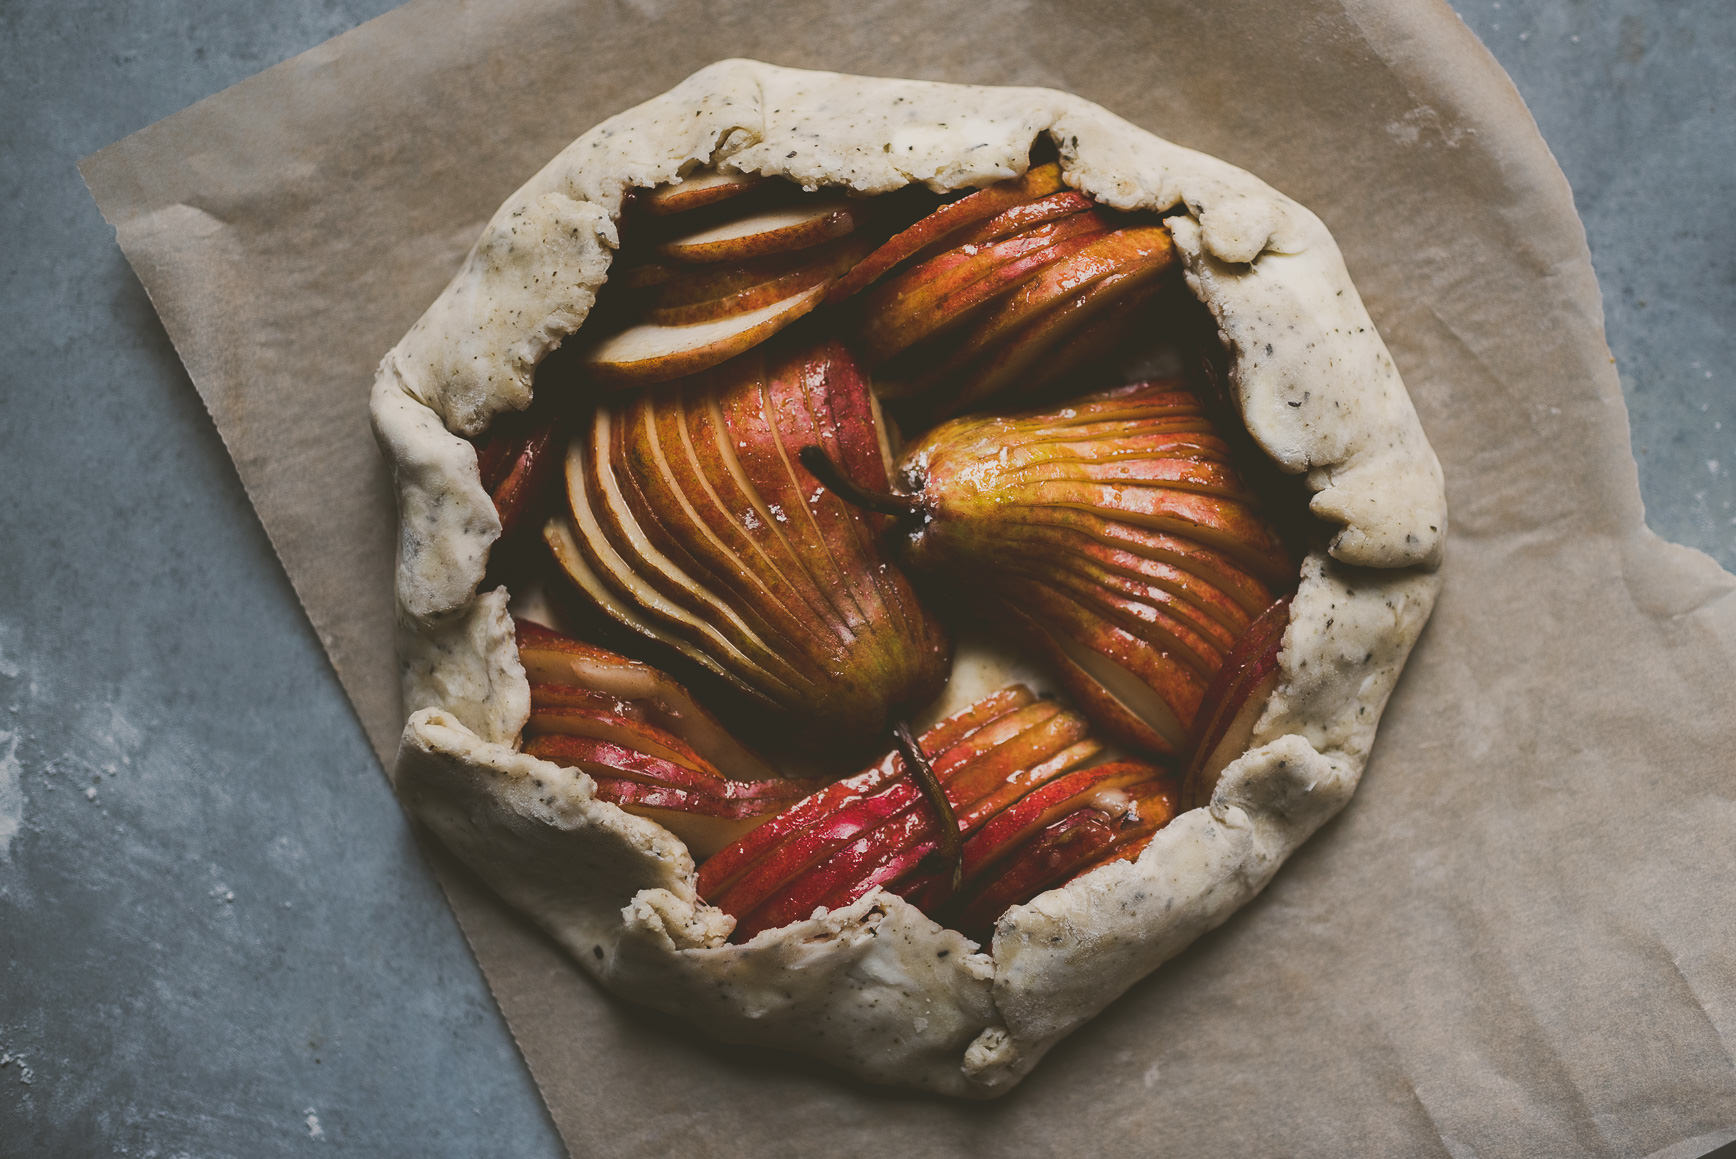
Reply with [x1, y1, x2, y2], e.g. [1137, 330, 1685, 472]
[473, 161, 1299, 941]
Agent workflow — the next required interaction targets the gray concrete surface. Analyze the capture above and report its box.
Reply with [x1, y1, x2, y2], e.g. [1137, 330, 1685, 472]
[1, 2, 1729, 1156]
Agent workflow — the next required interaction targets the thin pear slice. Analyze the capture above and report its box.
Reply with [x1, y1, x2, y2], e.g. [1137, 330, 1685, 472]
[1182, 596, 1291, 809]
[857, 212, 1111, 362]
[954, 812, 1121, 937]
[997, 450, 1251, 498]
[718, 349, 887, 638]
[528, 681, 639, 719]
[956, 761, 1159, 886]
[640, 170, 769, 216]
[943, 706, 1094, 828]
[522, 733, 815, 857]
[695, 686, 1035, 899]
[732, 795, 934, 939]
[1069, 777, 1181, 875]
[542, 516, 760, 703]
[558, 437, 796, 705]
[604, 394, 819, 696]
[941, 249, 1174, 413]
[579, 409, 810, 697]
[826, 161, 1068, 301]
[701, 699, 1067, 921]
[657, 200, 859, 263]
[638, 382, 849, 646]
[515, 619, 778, 783]
[643, 240, 866, 326]
[963, 226, 1175, 354]
[993, 508, 1284, 616]
[1019, 595, 1204, 754]
[951, 190, 1098, 247]
[524, 705, 715, 773]
[989, 477, 1286, 575]
[997, 564, 1229, 681]
[581, 283, 827, 385]
[1006, 543, 1245, 655]
[672, 361, 858, 640]
[952, 770, 1175, 937]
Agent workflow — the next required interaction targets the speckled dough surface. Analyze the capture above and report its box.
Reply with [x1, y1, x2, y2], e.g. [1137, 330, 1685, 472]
[372, 60, 1445, 1096]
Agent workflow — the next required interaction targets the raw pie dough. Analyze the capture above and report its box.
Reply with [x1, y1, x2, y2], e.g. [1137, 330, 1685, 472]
[371, 60, 1446, 1097]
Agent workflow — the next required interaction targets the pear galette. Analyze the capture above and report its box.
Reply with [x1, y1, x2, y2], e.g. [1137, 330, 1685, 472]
[371, 60, 1445, 1097]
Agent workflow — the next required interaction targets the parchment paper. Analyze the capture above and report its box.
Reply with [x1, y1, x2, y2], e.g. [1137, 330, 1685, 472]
[80, 0, 1736, 1154]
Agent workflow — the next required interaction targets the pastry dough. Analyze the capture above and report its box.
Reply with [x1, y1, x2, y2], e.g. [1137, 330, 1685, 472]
[371, 60, 1445, 1097]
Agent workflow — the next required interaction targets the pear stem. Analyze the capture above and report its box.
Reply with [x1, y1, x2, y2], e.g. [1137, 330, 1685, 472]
[798, 445, 921, 520]
[893, 719, 963, 892]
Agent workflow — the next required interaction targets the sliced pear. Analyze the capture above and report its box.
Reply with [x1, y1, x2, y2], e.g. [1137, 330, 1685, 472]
[514, 618, 779, 782]
[856, 212, 1111, 361]
[581, 283, 828, 385]
[1016, 598, 1200, 754]
[582, 408, 812, 696]
[699, 687, 1093, 942]
[542, 516, 756, 702]
[827, 161, 1067, 301]
[1181, 597, 1291, 809]
[657, 200, 859, 263]
[555, 339, 948, 743]
[558, 435, 797, 703]
[951, 190, 1096, 247]
[934, 227, 1176, 411]
[640, 170, 769, 216]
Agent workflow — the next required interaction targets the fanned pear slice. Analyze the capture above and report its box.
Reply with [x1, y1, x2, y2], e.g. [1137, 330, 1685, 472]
[700, 689, 1104, 943]
[657, 200, 860, 263]
[521, 731, 817, 857]
[581, 283, 828, 386]
[693, 684, 1036, 900]
[1182, 596, 1292, 810]
[599, 398, 819, 698]
[856, 211, 1111, 362]
[951, 190, 1098, 248]
[551, 337, 949, 745]
[640, 169, 769, 216]
[798, 379, 1294, 757]
[514, 618, 779, 783]
[542, 516, 764, 704]
[934, 232, 1177, 413]
[558, 431, 804, 707]
[827, 161, 1068, 301]
[644, 239, 868, 326]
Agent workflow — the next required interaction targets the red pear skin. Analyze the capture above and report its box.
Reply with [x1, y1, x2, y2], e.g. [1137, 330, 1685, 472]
[952, 190, 1097, 247]
[474, 417, 561, 540]
[856, 212, 1111, 362]
[951, 774, 1177, 939]
[695, 686, 1034, 899]
[514, 619, 778, 783]
[827, 162, 1068, 302]
[697, 688, 1112, 942]
[1181, 596, 1291, 809]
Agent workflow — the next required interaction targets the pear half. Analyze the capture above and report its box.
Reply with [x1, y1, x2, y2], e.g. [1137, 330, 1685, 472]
[547, 336, 951, 746]
[810, 379, 1294, 757]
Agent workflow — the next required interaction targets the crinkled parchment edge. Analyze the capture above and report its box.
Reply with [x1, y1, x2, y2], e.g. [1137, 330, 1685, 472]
[370, 60, 1446, 1097]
